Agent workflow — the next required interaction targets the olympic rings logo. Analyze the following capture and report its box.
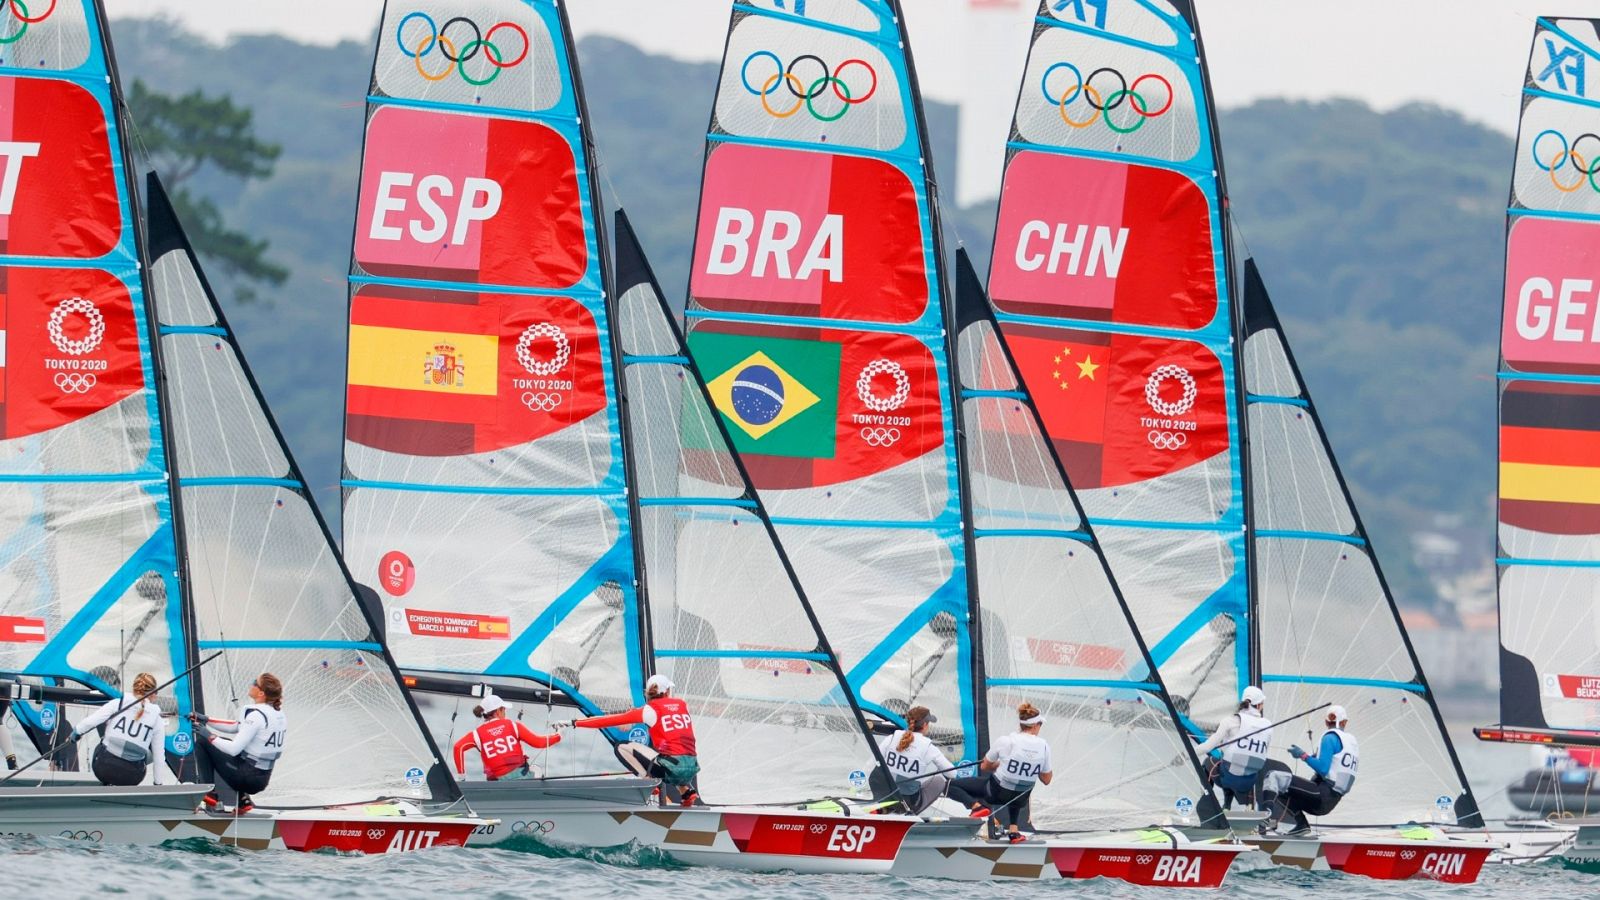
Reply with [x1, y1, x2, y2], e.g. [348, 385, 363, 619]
[0, 0, 57, 44]
[810, 823, 829, 834]
[1531, 130, 1600, 194]
[860, 426, 901, 447]
[58, 830, 103, 842]
[1136, 854, 1154, 865]
[1041, 63, 1173, 134]
[1147, 430, 1187, 451]
[395, 12, 529, 86]
[740, 51, 877, 122]
[856, 359, 910, 412]
[1144, 364, 1197, 417]
[517, 323, 571, 376]
[367, 828, 387, 840]
[48, 297, 105, 356]
[1400, 850, 1417, 860]
[53, 372, 96, 394]
[521, 391, 563, 412]
[510, 819, 556, 835]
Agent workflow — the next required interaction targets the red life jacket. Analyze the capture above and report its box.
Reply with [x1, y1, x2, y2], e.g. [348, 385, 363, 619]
[470, 717, 528, 780]
[646, 696, 696, 757]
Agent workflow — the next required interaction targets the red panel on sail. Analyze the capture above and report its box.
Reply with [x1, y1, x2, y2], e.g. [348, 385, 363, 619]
[345, 285, 605, 456]
[353, 106, 585, 289]
[690, 143, 928, 323]
[0, 266, 143, 438]
[1503, 217, 1600, 374]
[989, 152, 1216, 330]
[687, 322, 944, 489]
[1006, 328, 1227, 489]
[0, 77, 120, 259]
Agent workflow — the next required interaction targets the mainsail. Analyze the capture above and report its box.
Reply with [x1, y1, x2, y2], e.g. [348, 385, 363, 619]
[1240, 260, 1480, 826]
[0, 0, 191, 758]
[986, 0, 1246, 731]
[684, 0, 982, 758]
[341, 0, 644, 759]
[615, 209, 886, 804]
[954, 250, 1218, 829]
[146, 174, 457, 806]
[1485, 18, 1600, 746]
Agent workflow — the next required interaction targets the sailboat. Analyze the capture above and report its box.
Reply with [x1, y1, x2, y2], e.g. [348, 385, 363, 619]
[1474, 14, 1600, 862]
[0, 1, 484, 851]
[339, 0, 918, 871]
[979, 0, 1492, 882]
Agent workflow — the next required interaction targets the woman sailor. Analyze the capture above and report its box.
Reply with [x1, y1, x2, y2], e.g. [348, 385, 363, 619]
[1194, 685, 1273, 809]
[71, 672, 167, 787]
[452, 692, 562, 781]
[567, 674, 701, 806]
[1268, 704, 1359, 833]
[948, 702, 1053, 842]
[872, 706, 956, 814]
[189, 672, 286, 814]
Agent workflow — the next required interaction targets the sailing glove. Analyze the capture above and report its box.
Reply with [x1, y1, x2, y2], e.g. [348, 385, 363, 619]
[1288, 745, 1305, 759]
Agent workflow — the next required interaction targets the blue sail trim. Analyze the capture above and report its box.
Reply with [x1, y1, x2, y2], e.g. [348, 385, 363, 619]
[1536, 18, 1600, 65]
[486, 541, 643, 707]
[1256, 529, 1366, 547]
[199, 640, 381, 651]
[1261, 673, 1426, 695]
[0, 254, 137, 270]
[159, 325, 228, 337]
[771, 515, 958, 530]
[1034, 14, 1190, 61]
[348, 273, 603, 299]
[364, 93, 572, 127]
[656, 650, 828, 661]
[1001, 140, 1212, 181]
[994, 307, 1228, 343]
[973, 527, 1090, 541]
[1248, 394, 1309, 407]
[964, 389, 1028, 400]
[741, 2, 891, 43]
[0, 473, 163, 483]
[1089, 517, 1238, 532]
[1498, 556, 1600, 568]
[1142, 580, 1247, 671]
[1506, 206, 1600, 224]
[707, 132, 924, 168]
[1522, 87, 1600, 111]
[988, 677, 1162, 692]
[1497, 369, 1600, 384]
[684, 306, 943, 338]
[182, 477, 303, 490]
[638, 497, 757, 509]
[341, 479, 619, 497]
[624, 355, 691, 365]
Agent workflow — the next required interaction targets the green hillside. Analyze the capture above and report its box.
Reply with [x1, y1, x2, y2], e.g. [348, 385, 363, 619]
[108, 18, 1511, 611]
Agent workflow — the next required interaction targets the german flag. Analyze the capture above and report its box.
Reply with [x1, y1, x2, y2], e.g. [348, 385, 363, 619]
[1501, 380, 1600, 534]
[345, 285, 604, 456]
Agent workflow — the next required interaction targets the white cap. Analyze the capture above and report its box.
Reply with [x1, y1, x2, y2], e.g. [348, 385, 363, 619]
[1241, 686, 1266, 707]
[1326, 704, 1348, 724]
[645, 674, 675, 694]
[479, 694, 506, 714]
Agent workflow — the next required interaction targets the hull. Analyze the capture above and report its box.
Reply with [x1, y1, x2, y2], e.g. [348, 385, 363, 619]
[461, 777, 916, 874]
[1446, 822, 1576, 865]
[1567, 819, 1600, 862]
[1245, 831, 1496, 883]
[891, 823, 1243, 887]
[0, 784, 483, 853]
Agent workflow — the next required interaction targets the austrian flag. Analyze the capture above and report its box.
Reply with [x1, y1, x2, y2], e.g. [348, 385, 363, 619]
[0, 615, 46, 643]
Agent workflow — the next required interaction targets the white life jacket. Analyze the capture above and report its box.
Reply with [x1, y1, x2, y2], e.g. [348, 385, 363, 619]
[101, 700, 162, 764]
[1218, 711, 1272, 777]
[990, 732, 1051, 790]
[1323, 727, 1359, 794]
[241, 704, 287, 770]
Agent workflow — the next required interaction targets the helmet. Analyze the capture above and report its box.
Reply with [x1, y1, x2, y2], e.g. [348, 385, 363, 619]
[1241, 686, 1266, 707]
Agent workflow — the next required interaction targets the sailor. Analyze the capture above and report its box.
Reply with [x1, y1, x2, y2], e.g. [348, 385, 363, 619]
[71, 672, 167, 787]
[947, 702, 1053, 842]
[189, 672, 287, 814]
[1268, 704, 1359, 834]
[0, 700, 18, 770]
[1194, 685, 1273, 809]
[871, 706, 954, 815]
[452, 693, 561, 781]
[566, 674, 701, 806]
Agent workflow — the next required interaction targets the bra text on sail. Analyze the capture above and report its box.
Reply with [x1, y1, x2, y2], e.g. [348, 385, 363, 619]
[705, 207, 843, 282]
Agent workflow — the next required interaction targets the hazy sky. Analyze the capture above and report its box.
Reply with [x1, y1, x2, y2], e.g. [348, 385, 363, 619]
[112, 1, 1598, 200]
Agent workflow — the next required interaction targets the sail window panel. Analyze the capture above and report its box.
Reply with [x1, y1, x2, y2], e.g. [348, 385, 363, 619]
[976, 536, 1138, 683]
[1256, 538, 1418, 686]
[343, 409, 614, 490]
[149, 249, 217, 328]
[1074, 452, 1232, 524]
[1511, 97, 1600, 216]
[162, 334, 291, 480]
[1094, 525, 1237, 726]
[196, 647, 440, 807]
[372, 0, 562, 113]
[624, 365, 742, 503]
[988, 685, 1199, 830]
[527, 580, 634, 706]
[0, 0, 92, 72]
[0, 480, 161, 674]
[740, 0, 879, 33]
[1260, 681, 1463, 827]
[1038, 0, 1181, 47]
[0, 395, 154, 475]
[1242, 329, 1299, 399]
[957, 320, 1018, 393]
[963, 401, 1081, 531]
[714, 12, 908, 153]
[1499, 564, 1600, 730]
[1247, 404, 1355, 535]
[617, 283, 681, 358]
[1013, 27, 1199, 163]
[1500, 521, 1600, 565]
[181, 486, 373, 643]
[63, 568, 178, 692]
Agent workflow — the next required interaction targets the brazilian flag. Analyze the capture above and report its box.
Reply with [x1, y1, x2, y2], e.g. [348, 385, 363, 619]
[687, 331, 840, 459]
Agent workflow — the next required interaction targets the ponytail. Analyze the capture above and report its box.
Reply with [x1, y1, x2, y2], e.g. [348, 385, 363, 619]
[257, 672, 283, 711]
[131, 672, 157, 720]
[899, 706, 932, 751]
